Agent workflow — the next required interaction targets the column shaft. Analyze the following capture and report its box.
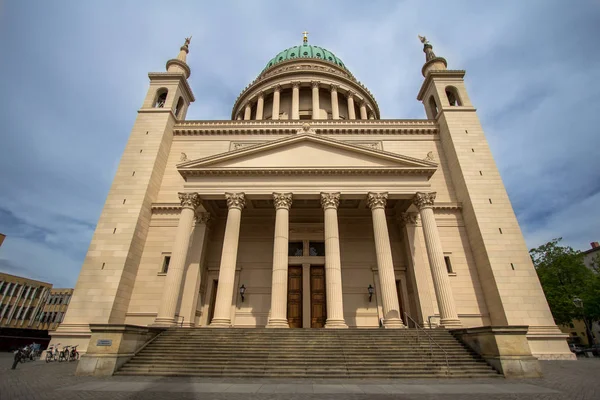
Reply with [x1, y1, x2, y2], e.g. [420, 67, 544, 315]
[321, 193, 348, 328]
[347, 93, 356, 119]
[256, 93, 264, 120]
[267, 193, 292, 328]
[154, 193, 200, 326]
[368, 193, 404, 328]
[272, 87, 280, 120]
[360, 102, 368, 119]
[330, 86, 339, 119]
[210, 193, 245, 327]
[415, 192, 461, 328]
[178, 214, 210, 327]
[292, 83, 300, 120]
[311, 82, 320, 120]
[243, 103, 251, 120]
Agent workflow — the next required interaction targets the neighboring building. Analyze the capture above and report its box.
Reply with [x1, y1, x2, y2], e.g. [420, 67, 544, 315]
[0, 273, 52, 329]
[38, 288, 74, 331]
[52, 35, 572, 361]
[583, 241, 600, 271]
[0, 233, 6, 247]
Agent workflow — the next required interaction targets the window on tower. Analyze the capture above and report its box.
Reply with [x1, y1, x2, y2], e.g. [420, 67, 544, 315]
[428, 95, 439, 118]
[445, 86, 462, 106]
[154, 88, 168, 108]
[175, 97, 184, 118]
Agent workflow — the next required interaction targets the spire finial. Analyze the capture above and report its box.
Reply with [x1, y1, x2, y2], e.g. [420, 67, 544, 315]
[181, 36, 192, 53]
[302, 30, 309, 44]
[418, 35, 448, 77]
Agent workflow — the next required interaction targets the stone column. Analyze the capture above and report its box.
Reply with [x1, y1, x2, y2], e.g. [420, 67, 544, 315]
[272, 85, 281, 120]
[291, 81, 300, 120]
[154, 192, 201, 326]
[347, 91, 356, 120]
[256, 92, 264, 120]
[243, 102, 251, 120]
[210, 193, 246, 327]
[359, 101, 368, 119]
[311, 81, 320, 120]
[267, 193, 293, 328]
[367, 192, 405, 328]
[330, 85, 340, 120]
[320, 192, 348, 328]
[178, 212, 211, 328]
[413, 192, 461, 328]
[236, 115, 242, 120]
[368, 112, 375, 120]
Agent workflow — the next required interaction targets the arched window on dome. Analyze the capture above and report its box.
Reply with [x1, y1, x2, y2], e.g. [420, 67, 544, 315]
[175, 97, 184, 118]
[154, 88, 168, 108]
[428, 95, 439, 118]
[445, 86, 462, 106]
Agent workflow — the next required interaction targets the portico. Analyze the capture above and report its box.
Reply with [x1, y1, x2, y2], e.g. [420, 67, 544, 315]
[149, 133, 461, 330]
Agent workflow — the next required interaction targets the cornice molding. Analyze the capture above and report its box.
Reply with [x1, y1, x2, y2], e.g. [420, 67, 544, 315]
[180, 167, 435, 177]
[174, 120, 438, 136]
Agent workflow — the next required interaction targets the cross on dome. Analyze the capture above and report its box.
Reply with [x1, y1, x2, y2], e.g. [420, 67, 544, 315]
[302, 30, 309, 44]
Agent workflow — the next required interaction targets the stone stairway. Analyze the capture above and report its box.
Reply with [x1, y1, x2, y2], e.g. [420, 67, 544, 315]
[116, 328, 500, 378]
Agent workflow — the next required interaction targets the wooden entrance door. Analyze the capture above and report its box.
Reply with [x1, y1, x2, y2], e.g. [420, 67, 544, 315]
[287, 266, 303, 328]
[310, 265, 327, 328]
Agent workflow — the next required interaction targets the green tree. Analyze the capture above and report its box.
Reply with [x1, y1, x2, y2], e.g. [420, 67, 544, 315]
[530, 238, 600, 344]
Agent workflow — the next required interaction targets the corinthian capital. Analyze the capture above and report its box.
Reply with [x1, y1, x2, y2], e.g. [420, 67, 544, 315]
[330, 84, 340, 92]
[272, 84, 282, 93]
[320, 192, 340, 210]
[311, 80, 321, 89]
[178, 192, 201, 210]
[399, 212, 419, 226]
[292, 81, 302, 89]
[346, 90, 355, 99]
[273, 193, 293, 210]
[225, 192, 246, 210]
[413, 192, 436, 210]
[367, 192, 388, 210]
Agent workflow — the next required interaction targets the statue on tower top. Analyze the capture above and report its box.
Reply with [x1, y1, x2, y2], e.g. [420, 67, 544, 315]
[418, 35, 429, 45]
[181, 36, 192, 52]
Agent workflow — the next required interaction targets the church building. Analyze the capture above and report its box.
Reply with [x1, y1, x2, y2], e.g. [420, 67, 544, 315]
[52, 34, 572, 363]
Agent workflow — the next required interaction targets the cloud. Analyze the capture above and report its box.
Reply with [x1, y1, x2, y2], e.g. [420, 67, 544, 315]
[0, 0, 598, 289]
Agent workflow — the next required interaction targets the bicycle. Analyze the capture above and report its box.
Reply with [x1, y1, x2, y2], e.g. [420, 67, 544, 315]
[59, 345, 70, 362]
[45, 343, 60, 363]
[69, 345, 80, 361]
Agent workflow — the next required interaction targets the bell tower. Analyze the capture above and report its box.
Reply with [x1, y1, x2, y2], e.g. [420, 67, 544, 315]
[53, 39, 195, 347]
[416, 37, 568, 355]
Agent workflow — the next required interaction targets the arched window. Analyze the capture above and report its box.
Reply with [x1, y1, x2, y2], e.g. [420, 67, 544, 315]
[429, 95, 439, 117]
[175, 97, 184, 118]
[154, 88, 168, 108]
[445, 86, 462, 106]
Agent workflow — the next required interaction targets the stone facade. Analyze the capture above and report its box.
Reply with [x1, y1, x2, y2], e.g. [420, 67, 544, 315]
[51, 37, 572, 361]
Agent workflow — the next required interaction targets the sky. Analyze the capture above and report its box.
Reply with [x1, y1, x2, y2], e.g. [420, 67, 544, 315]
[0, 1, 599, 288]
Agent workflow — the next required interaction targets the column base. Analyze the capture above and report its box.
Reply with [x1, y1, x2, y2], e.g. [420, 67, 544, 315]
[152, 317, 176, 327]
[439, 318, 462, 328]
[209, 318, 231, 328]
[383, 318, 406, 329]
[180, 322, 195, 328]
[325, 319, 348, 329]
[266, 319, 289, 328]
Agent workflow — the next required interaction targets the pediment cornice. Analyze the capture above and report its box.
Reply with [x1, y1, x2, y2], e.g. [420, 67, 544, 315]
[177, 133, 437, 178]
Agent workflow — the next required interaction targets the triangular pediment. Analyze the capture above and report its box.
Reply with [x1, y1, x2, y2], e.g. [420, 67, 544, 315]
[178, 134, 437, 176]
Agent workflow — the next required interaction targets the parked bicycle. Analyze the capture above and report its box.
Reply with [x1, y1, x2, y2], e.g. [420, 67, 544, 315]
[69, 345, 80, 361]
[59, 345, 70, 362]
[45, 343, 60, 363]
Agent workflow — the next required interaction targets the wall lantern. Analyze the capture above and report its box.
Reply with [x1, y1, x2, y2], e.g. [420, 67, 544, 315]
[368, 284, 374, 302]
[240, 284, 246, 302]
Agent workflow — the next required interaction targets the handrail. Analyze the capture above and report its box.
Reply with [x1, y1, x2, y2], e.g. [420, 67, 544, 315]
[404, 312, 450, 375]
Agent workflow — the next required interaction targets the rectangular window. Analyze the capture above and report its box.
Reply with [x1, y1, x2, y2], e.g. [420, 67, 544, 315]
[161, 255, 171, 273]
[444, 256, 453, 273]
[308, 241, 325, 257]
[288, 242, 304, 257]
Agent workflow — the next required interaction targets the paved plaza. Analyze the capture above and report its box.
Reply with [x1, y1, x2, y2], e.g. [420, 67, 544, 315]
[1, 353, 599, 399]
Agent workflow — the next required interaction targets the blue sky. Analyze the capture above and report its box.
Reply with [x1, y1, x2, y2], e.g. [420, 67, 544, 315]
[0, 1, 599, 287]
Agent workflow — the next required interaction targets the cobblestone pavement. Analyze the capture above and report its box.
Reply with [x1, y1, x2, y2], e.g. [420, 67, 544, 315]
[1, 353, 599, 399]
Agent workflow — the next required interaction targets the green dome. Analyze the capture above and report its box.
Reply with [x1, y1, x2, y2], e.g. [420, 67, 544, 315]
[264, 43, 348, 72]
